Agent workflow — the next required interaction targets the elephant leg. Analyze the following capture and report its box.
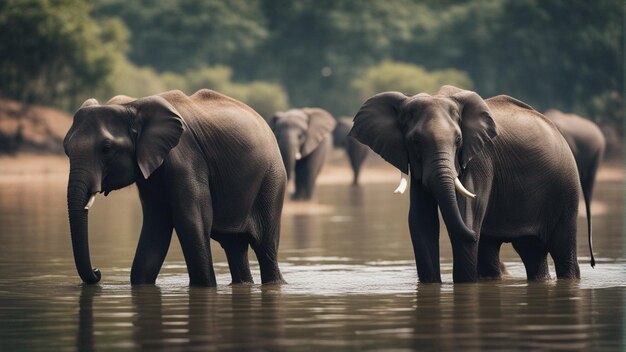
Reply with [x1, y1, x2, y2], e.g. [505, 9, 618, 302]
[451, 173, 489, 283]
[477, 238, 503, 280]
[409, 181, 441, 283]
[512, 237, 551, 281]
[170, 180, 217, 287]
[251, 226, 284, 284]
[292, 160, 309, 200]
[218, 235, 254, 284]
[548, 219, 580, 279]
[347, 140, 367, 185]
[131, 191, 174, 285]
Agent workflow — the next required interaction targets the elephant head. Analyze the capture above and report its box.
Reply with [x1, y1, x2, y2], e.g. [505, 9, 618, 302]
[63, 96, 184, 284]
[349, 86, 497, 242]
[270, 108, 336, 180]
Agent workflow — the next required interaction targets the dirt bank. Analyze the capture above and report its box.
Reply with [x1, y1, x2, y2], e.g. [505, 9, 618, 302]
[1, 151, 622, 186]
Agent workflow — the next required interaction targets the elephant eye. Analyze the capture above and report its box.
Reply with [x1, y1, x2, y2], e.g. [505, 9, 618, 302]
[101, 140, 113, 154]
[455, 135, 462, 146]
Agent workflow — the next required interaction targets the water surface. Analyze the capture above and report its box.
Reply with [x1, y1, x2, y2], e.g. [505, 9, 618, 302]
[0, 168, 623, 351]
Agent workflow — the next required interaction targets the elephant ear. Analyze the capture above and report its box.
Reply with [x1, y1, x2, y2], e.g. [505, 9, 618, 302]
[80, 98, 99, 109]
[130, 96, 185, 179]
[268, 112, 282, 132]
[348, 92, 409, 174]
[453, 90, 497, 169]
[301, 108, 337, 156]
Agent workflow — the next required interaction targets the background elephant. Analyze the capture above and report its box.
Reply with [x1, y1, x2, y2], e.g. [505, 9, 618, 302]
[64, 89, 286, 286]
[271, 108, 336, 200]
[545, 110, 605, 263]
[350, 85, 583, 283]
[333, 117, 370, 185]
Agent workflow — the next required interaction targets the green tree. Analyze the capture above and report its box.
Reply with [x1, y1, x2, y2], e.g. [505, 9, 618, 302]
[183, 66, 289, 119]
[0, 0, 125, 108]
[257, 0, 425, 115]
[352, 61, 473, 101]
[92, 0, 268, 73]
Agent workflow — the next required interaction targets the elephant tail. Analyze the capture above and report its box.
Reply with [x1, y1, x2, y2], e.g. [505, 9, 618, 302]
[582, 155, 601, 268]
[583, 186, 595, 268]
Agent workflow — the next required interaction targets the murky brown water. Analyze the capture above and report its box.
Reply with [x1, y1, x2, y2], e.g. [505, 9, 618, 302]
[0, 167, 623, 351]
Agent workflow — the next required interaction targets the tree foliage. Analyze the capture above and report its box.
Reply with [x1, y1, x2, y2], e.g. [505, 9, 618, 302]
[92, 0, 268, 72]
[352, 61, 473, 101]
[0, 0, 622, 132]
[0, 0, 125, 107]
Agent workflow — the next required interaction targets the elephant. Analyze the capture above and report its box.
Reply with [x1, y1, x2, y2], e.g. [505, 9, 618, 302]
[270, 108, 336, 200]
[333, 117, 370, 185]
[63, 89, 286, 286]
[545, 110, 605, 266]
[349, 85, 584, 283]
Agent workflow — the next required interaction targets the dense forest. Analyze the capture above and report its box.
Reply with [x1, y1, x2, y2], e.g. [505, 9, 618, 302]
[0, 0, 622, 131]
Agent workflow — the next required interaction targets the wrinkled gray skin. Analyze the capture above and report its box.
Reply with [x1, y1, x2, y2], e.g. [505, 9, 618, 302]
[64, 89, 286, 286]
[333, 117, 370, 185]
[545, 110, 605, 267]
[271, 108, 337, 200]
[350, 85, 581, 283]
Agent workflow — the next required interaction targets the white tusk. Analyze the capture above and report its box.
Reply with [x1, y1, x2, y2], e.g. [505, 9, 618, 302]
[84, 194, 96, 210]
[295, 152, 302, 160]
[393, 172, 409, 194]
[454, 177, 476, 200]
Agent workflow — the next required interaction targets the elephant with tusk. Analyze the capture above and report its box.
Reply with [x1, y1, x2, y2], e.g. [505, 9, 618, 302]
[64, 89, 287, 286]
[270, 108, 336, 200]
[350, 85, 584, 283]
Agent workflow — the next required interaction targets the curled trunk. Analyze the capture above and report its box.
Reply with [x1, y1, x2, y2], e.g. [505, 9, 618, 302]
[67, 179, 101, 284]
[430, 166, 476, 242]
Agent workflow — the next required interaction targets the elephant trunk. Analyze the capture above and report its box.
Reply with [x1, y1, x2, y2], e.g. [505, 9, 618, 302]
[67, 173, 101, 284]
[429, 162, 476, 243]
[278, 134, 298, 181]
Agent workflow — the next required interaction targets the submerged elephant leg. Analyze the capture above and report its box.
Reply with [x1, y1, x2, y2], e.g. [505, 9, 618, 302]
[409, 182, 441, 283]
[218, 235, 254, 284]
[251, 222, 284, 284]
[477, 238, 503, 280]
[131, 187, 174, 285]
[251, 173, 286, 284]
[512, 237, 551, 281]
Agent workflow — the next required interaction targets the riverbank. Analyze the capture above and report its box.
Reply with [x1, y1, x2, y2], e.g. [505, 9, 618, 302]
[0, 151, 623, 185]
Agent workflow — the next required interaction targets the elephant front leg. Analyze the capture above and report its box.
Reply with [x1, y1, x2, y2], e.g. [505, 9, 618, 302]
[409, 181, 441, 283]
[450, 173, 489, 283]
[131, 196, 174, 285]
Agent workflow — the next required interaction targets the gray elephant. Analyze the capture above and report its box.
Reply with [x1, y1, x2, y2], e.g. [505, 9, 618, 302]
[270, 108, 336, 200]
[333, 117, 370, 185]
[350, 85, 583, 283]
[545, 110, 605, 266]
[64, 89, 286, 286]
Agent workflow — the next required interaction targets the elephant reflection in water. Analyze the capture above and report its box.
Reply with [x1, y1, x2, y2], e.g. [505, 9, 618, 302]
[409, 283, 592, 350]
[77, 285, 285, 351]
